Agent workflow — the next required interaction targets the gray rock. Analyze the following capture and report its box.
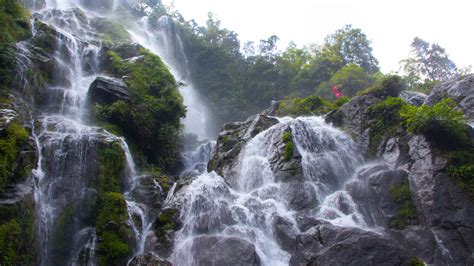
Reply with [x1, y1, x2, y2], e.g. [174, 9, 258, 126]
[191, 236, 261, 266]
[272, 215, 297, 253]
[129, 253, 171, 266]
[400, 91, 427, 106]
[325, 94, 380, 155]
[88, 76, 131, 104]
[424, 74, 474, 123]
[290, 224, 412, 266]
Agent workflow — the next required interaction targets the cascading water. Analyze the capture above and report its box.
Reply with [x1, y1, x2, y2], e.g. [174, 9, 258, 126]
[170, 117, 370, 265]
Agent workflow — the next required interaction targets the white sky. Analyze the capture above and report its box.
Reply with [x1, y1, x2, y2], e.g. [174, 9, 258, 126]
[163, 0, 474, 73]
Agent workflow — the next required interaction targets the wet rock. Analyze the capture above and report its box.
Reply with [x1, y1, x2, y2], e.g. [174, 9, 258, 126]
[281, 182, 318, 211]
[80, 0, 115, 11]
[424, 74, 474, 123]
[129, 253, 171, 266]
[88, 76, 131, 104]
[191, 236, 261, 266]
[208, 111, 278, 178]
[325, 94, 380, 155]
[272, 215, 297, 253]
[290, 224, 412, 266]
[400, 91, 427, 106]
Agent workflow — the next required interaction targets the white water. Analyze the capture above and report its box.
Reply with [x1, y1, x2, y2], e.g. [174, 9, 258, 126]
[171, 117, 368, 265]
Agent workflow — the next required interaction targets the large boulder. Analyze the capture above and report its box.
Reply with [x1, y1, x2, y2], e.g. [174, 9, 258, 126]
[325, 94, 380, 155]
[190, 236, 261, 266]
[400, 91, 427, 106]
[129, 253, 171, 266]
[88, 76, 131, 104]
[290, 224, 412, 266]
[424, 74, 474, 123]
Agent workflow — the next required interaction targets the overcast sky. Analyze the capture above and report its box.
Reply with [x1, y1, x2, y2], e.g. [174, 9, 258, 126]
[162, 0, 473, 73]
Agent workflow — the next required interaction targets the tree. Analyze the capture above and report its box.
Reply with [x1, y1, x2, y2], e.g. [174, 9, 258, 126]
[401, 37, 458, 82]
[324, 64, 375, 97]
[324, 24, 379, 74]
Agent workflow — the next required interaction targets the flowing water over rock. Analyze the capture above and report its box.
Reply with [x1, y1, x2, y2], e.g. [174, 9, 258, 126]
[170, 117, 371, 265]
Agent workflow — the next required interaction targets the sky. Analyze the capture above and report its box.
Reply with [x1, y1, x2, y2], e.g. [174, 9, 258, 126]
[162, 0, 474, 73]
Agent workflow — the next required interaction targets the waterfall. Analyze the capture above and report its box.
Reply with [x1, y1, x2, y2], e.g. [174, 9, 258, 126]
[171, 117, 370, 265]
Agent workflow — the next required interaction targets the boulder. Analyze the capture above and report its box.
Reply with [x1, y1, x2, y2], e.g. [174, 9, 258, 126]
[88, 76, 131, 104]
[290, 224, 412, 266]
[424, 74, 474, 123]
[128, 253, 171, 266]
[190, 236, 261, 266]
[325, 94, 380, 155]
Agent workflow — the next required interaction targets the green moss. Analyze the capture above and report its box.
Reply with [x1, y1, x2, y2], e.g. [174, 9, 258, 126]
[401, 98, 468, 149]
[365, 97, 407, 157]
[0, 0, 31, 46]
[389, 180, 417, 229]
[51, 203, 75, 264]
[0, 198, 36, 265]
[91, 18, 131, 45]
[96, 192, 131, 266]
[447, 150, 474, 201]
[97, 141, 125, 194]
[409, 257, 425, 266]
[154, 209, 177, 239]
[0, 122, 30, 192]
[95, 49, 185, 170]
[282, 131, 294, 161]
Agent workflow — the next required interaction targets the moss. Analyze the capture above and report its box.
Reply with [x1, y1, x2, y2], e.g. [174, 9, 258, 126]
[51, 203, 75, 264]
[154, 209, 177, 239]
[389, 180, 417, 229]
[97, 141, 125, 194]
[0, 122, 30, 192]
[409, 257, 425, 266]
[365, 97, 407, 158]
[282, 131, 294, 161]
[447, 149, 474, 202]
[96, 192, 131, 266]
[94, 49, 185, 170]
[91, 18, 131, 45]
[0, 0, 31, 46]
[0, 198, 36, 265]
[221, 135, 231, 148]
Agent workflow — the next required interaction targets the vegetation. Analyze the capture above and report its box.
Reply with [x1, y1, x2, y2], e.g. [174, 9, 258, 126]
[91, 18, 131, 45]
[154, 209, 178, 239]
[366, 97, 407, 156]
[409, 257, 425, 266]
[400, 98, 469, 149]
[0, 122, 30, 192]
[97, 142, 125, 194]
[276, 95, 335, 117]
[96, 48, 185, 170]
[0, 199, 35, 265]
[389, 180, 417, 229]
[447, 150, 474, 201]
[282, 131, 294, 161]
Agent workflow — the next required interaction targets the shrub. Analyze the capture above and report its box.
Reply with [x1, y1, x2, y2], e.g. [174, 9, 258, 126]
[276, 95, 333, 117]
[447, 150, 474, 201]
[400, 98, 468, 149]
[282, 131, 294, 161]
[382, 75, 406, 97]
[389, 180, 417, 229]
[0, 122, 29, 192]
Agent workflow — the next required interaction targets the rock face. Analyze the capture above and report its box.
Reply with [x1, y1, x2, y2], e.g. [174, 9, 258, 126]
[400, 91, 427, 106]
[129, 253, 171, 266]
[424, 74, 474, 122]
[325, 94, 380, 155]
[88, 76, 131, 104]
[290, 224, 412, 266]
[207, 111, 279, 178]
[190, 236, 261, 266]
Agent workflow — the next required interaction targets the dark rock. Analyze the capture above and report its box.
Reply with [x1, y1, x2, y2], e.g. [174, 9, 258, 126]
[400, 91, 427, 106]
[272, 215, 297, 253]
[129, 253, 171, 266]
[208, 111, 278, 178]
[325, 94, 380, 155]
[191, 236, 261, 266]
[88, 76, 131, 104]
[424, 74, 474, 123]
[281, 182, 318, 211]
[290, 224, 412, 266]
[80, 0, 115, 11]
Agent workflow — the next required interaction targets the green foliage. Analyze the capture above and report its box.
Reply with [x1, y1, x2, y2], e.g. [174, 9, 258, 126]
[154, 209, 177, 239]
[447, 150, 474, 201]
[0, 0, 30, 46]
[97, 142, 125, 194]
[326, 64, 375, 97]
[0, 198, 36, 265]
[382, 75, 406, 97]
[96, 192, 131, 266]
[401, 98, 468, 149]
[409, 257, 425, 266]
[91, 18, 131, 45]
[0, 122, 29, 192]
[334, 96, 349, 107]
[277, 95, 334, 117]
[282, 131, 294, 161]
[389, 180, 417, 229]
[97, 49, 185, 170]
